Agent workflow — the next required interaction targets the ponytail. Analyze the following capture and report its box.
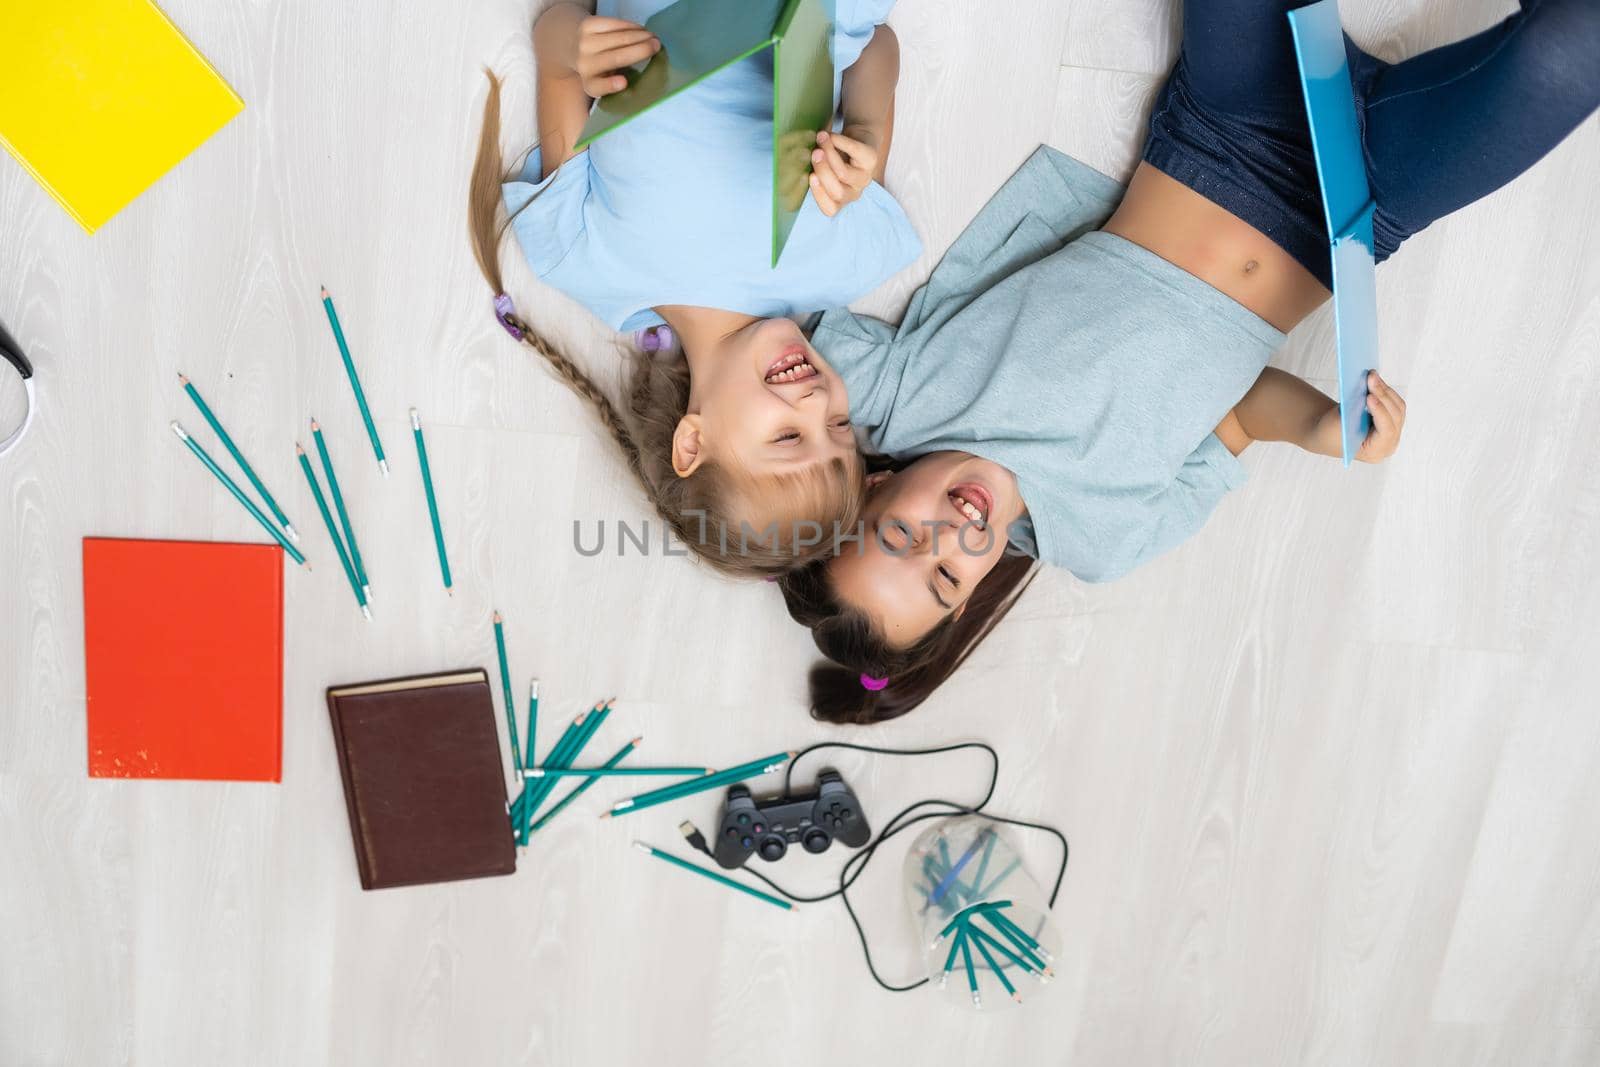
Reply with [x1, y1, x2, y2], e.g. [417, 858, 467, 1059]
[469, 70, 861, 578]
[780, 552, 1038, 723]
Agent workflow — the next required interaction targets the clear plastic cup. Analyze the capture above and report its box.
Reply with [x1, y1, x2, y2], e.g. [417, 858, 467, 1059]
[902, 815, 1062, 1010]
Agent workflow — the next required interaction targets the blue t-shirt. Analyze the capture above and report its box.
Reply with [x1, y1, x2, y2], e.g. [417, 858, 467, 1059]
[814, 147, 1286, 583]
[503, 0, 921, 333]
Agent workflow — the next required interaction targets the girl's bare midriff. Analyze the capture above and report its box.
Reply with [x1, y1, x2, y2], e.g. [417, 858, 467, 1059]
[1104, 163, 1331, 334]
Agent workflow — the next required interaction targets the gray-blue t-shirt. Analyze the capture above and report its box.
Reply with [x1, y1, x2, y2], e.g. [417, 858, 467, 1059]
[813, 146, 1285, 582]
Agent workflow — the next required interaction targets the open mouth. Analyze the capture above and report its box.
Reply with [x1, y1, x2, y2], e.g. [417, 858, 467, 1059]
[764, 346, 819, 384]
[949, 482, 993, 529]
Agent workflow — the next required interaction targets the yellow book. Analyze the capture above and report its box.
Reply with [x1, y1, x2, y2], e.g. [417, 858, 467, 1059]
[0, 0, 244, 233]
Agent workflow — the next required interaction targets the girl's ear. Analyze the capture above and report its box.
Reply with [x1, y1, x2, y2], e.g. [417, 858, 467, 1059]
[865, 470, 892, 490]
[671, 415, 706, 477]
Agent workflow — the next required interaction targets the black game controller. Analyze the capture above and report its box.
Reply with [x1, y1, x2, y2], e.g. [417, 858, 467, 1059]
[711, 769, 870, 869]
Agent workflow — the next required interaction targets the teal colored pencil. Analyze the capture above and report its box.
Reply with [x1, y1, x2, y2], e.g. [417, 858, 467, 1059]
[633, 842, 793, 911]
[961, 931, 980, 1007]
[525, 679, 539, 769]
[969, 926, 1021, 1003]
[526, 766, 712, 778]
[976, 856, 1023, 898]
[410, 408, 451, 592]
[939, 928, 966, 988]
[603, 751, 793, 817]
[179, 375, 298, 542]
[985, 906, 1052, 959]
[528, 736, 638, 835]
[938, 901, 1011, 943]
[311, 419, 369, 601]
[973, 827, 998, 892]
[974, 911, 1048, 970]
[522, 702, 611, 833]
[491, 612, 523, 773]
[171, 423, 307, 567]
[319, 287, 386, 475]
[969, 922, 1051, 981]
[296, 444, 370, 619]
[515, 708, 592, 837]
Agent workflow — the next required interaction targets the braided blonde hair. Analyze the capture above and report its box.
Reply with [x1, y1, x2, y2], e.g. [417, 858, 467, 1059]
[468, 70, 862, 578]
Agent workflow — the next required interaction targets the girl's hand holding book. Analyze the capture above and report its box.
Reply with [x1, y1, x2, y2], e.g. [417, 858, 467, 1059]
[537, 6, 659, 101]
[1351, 371, 1406, 464]
[1308, 371, 1406, 464]
[808, 129, 878, 217]
[572, 16, 659, 98]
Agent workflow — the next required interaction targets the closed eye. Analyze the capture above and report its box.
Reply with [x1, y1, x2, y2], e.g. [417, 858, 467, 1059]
[774, 431, 801, 445]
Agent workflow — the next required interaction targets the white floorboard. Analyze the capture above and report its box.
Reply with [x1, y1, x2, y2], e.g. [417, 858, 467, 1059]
[2, 1, 1598, 1064]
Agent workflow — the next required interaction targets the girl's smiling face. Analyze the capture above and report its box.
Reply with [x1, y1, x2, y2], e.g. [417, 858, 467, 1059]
[827, 451, 1027, 647]
[672, 317, 857, 478]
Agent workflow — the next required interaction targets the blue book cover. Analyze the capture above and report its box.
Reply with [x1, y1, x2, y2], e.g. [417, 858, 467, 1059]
[1288, 0, 1378, 467]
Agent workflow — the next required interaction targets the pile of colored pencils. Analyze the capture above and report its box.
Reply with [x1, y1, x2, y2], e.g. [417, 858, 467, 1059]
[931, 900, 1055, 1007]
[493, 610, 728, 844]
[171, 289, 460, 617]
[170, 376, 305, 567]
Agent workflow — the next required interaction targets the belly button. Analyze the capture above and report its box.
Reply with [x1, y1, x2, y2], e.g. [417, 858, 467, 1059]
[1243, 259, 1259, 275]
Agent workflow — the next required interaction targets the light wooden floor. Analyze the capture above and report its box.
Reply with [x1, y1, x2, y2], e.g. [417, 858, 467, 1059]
[3, 1, 1598, 1064]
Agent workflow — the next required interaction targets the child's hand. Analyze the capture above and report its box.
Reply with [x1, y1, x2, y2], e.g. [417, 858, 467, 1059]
[1350, 371, 1407, 463]
[808, 130, 879, 217]
[571, 16, 660, 98]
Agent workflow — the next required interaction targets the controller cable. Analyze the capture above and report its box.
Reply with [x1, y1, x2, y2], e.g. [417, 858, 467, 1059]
[678, 740, 1069, 993]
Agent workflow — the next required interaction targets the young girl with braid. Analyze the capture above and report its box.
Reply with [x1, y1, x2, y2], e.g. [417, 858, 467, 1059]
[781, 0, 1600, 720]
[469, 0, 917, 577]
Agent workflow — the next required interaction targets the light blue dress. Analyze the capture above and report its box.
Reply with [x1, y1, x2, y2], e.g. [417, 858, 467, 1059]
[815, 147, 1286, 583]
[503, 0, 921, 333]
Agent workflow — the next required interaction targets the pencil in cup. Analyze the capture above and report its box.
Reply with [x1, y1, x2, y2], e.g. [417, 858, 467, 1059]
[311, 419, 369, 601]
[960, 933, 980, 1008]
[410, 408, 451, 592]
[968, 926, 1022, 1003]
[973, 901, 1049, 952]
[967, 921, 1052, 982]
[319, 287, 386, 475]
[939, 929, 966, 989]
[602, 751, 794, 818]
[178, 375, 298, 542]
[296, 443, 370, 619]
[633, 842, 793, 911]
[170, 423, 307, 567]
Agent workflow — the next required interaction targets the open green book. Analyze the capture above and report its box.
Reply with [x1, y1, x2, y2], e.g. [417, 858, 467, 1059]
[575, 0, 836, 266]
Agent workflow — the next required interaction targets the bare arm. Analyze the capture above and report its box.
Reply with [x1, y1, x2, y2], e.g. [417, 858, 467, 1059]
[1218, 367, 1407, 463]
[534, 4, 659, 179]
[840, 24, 899, 180]
[809, 24, 900, 214]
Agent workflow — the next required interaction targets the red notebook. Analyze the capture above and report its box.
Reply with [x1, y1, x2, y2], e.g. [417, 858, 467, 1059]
[83, 537, 284, 781]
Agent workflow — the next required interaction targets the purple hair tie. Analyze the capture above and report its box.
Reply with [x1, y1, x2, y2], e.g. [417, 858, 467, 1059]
[859, 673, 888, 692]
[634, 325, 675, 353]
[494, 293, 523, 340]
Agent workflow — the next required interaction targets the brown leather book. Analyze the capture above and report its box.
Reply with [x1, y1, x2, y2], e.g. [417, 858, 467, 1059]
[326, 669, 516, 890]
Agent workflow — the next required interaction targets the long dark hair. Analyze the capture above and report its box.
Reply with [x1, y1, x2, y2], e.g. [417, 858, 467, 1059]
[778, 534, 1038, 724]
